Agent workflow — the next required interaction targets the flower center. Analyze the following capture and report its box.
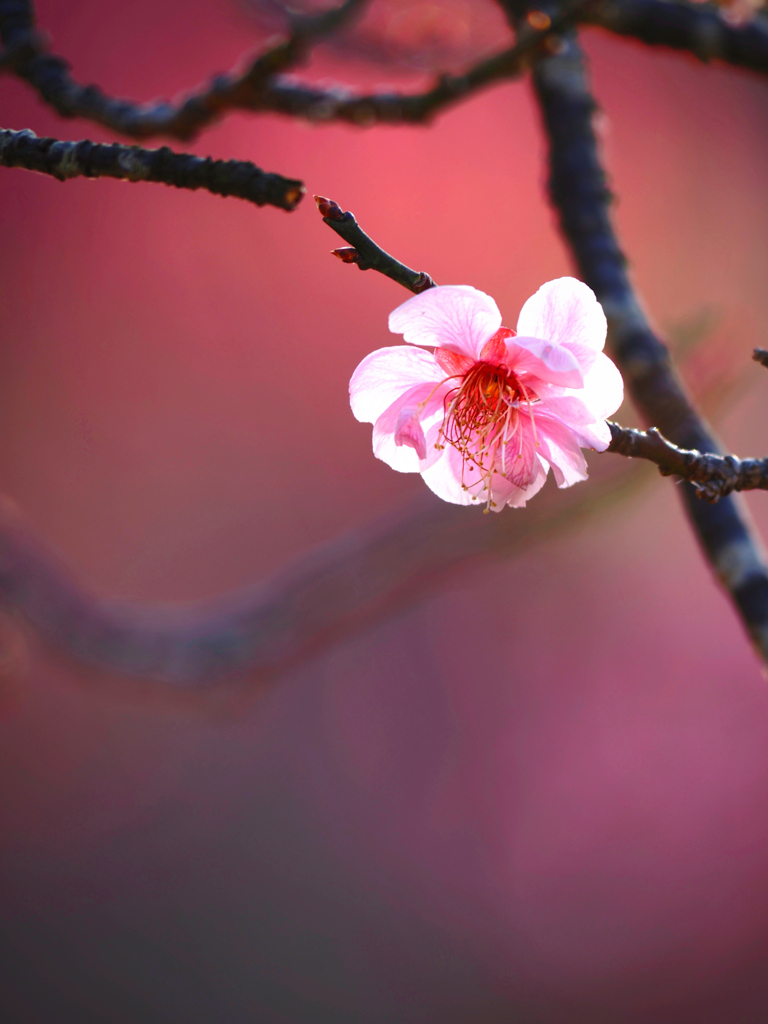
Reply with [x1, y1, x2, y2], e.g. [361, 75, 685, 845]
[438, 361, 539, 506]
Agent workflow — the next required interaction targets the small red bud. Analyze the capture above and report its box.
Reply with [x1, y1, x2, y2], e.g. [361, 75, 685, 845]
[331, 247, 361, 263]
[314, 195, 345, 220]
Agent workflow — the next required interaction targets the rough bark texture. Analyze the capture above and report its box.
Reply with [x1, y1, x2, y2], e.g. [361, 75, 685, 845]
[608, 423, 768, 501]
[0, 127, 304, 210]
[532, 31, 768, 658]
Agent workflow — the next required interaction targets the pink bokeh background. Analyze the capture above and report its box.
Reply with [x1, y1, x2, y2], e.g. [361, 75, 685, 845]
[3, 1, 768, 1020]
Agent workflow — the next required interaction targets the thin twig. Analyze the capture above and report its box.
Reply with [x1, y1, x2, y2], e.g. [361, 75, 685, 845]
[607, 422, 768, 501]
[315, 195, 436, 292]
[0, 127, 304, 210]
[531, 29, 768, 661]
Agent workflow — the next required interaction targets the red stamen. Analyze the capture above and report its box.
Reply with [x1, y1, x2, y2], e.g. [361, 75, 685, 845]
[438, 359, 538, 505]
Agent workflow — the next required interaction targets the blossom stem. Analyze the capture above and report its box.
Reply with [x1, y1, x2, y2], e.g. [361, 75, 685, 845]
[532, 30, 768, 661]
[607, 423, 768, 502]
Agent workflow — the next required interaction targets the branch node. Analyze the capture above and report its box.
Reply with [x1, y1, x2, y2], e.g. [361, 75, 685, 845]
[412, 271, 436, 293]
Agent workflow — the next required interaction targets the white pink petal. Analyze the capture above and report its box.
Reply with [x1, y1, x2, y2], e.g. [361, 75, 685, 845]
[388, 285, 501, 359]
[351, 278, 623, 511]
[350, 345, 443, 425]
[516, 276, 607, 374]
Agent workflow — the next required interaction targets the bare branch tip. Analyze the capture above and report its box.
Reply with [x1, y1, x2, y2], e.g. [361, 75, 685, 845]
[284, 184, 305, 210]
[753, 348, 768, 369]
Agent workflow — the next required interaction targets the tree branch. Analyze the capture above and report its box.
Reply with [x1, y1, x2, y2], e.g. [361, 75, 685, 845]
[531, 30, 768, 660]
[315, 195, 436, 291]
[0, 127, 304, 210]
[5, 0, 768, 144]
[0, 0, 369, 140]
[0, 0, 585, 137]
[607, 422, 768, 501]
[251, 8, 585, 126]
[585, 0, 768, 75]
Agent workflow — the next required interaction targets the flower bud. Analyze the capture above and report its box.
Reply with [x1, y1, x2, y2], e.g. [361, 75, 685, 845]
[313, 195, 344, 220]
[331, 247, 361, 263]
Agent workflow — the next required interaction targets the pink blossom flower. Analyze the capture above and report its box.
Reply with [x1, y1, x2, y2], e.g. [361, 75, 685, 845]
[349, 278, 623, 511]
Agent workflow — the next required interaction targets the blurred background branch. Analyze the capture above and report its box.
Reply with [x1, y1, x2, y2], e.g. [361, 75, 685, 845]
[584, 0, 768, 72]
[9, 0, 768, 144]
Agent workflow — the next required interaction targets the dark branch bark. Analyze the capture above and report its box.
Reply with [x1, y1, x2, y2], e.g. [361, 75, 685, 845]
[315, 195, 436, 291]
[252, 11, 583, 126]
[585, 0, 768, 74]
[753, 347, 768, 370]
[0, 0, 369, 140]
[4, 0, 768, 144]
[607, 422, 768, 501]
[0, 127, 304, 210]
[0, 0, 583, 137]
[531, 31, 768, 660]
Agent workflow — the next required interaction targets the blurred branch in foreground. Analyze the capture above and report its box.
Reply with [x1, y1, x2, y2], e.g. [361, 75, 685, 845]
[0, 127, 304, 209]
[0, 462, 642, 689]
[0, 313, 742, 691]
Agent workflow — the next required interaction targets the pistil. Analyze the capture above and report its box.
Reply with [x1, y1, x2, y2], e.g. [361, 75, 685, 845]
[438, 361, 538, 506]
